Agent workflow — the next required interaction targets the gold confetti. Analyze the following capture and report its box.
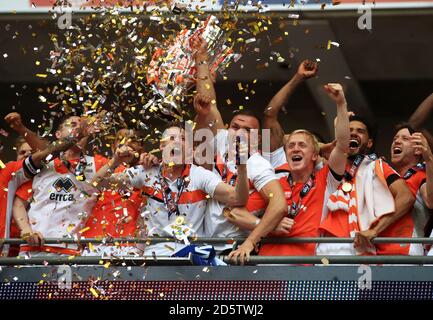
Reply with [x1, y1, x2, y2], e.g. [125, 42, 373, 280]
[90, 287, 99, 298]
[164, 244, 175, 251]
[321, 257, 329, 265]
[0, 160, 5, 169]
[36, 73, 47, 78]
[175, 216, 185, 225]
[88, 242, 95, 252]
[91, 100, 99, 110]
[79, 227, 90, 234]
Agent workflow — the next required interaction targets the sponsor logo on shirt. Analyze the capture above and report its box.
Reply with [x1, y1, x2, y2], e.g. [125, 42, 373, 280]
[50, 177, 75, 201]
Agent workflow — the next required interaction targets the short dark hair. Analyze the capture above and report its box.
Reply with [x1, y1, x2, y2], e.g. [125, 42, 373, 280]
[394, 122, 416, 136]
[349, 115, 375, 140]
[232, 109, 262, 130]
[56, 115, 79, 132]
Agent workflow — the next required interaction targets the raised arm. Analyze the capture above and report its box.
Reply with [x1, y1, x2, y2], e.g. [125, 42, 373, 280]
[191, 36, 224, 134]
[4, 112, 49, 151]
[212, 163, 249, 207]
[409, 93, 433, 129]
[264, 60, 318, 152]
[323, 83, 350, 176]
[212, 141, 249, 207]
[408, 93, 433, 149]
[90, 145, 137, 190]
[228, 180, 287, 265]
[412, 132, 433, 209]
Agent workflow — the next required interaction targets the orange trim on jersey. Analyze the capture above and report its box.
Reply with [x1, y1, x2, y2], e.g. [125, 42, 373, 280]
[16, 180, 33, 201]
[375, 159, 388, 187]
[0, 160, 24, 238]
[53, 154, 108, 174]
[142, 186, 207, 204]
[93, 154, 109, 172]
[53, 158, 72, 174]
[178, 190, 207, 204]
[142, 186, 163, 201]
[274, 162, 290, 174]
[214, 154, 255, 189]
[20, 245, 80, 256]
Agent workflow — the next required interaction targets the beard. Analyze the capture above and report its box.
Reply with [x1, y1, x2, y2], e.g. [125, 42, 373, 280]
[348, 141, 371, 157]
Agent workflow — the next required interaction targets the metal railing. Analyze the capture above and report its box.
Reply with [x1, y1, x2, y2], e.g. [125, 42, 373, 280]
[1, 255, 433, 265]
[2, 236, 433, 245]
[1, 237, 433, 265]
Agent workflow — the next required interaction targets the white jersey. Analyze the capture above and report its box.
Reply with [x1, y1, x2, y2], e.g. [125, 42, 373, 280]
[24, 155, 105, 250]
[126, 164, 222, 256]
[262, 147, 287, 170]
[205, 129, 278, 249]
[262, 147, 290, 179]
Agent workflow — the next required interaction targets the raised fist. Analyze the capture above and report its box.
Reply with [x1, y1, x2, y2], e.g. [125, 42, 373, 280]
[323, 83, 346, 106]
[297, 59, 318, 79]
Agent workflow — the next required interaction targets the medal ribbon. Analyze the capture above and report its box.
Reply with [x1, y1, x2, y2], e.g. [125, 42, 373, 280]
[287, 173, 315, 219]
[403, 162, 426, 180]
[159, 165, 189, 218]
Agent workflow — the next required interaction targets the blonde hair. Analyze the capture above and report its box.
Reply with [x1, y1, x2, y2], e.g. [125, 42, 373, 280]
[284, 129, 320, 154]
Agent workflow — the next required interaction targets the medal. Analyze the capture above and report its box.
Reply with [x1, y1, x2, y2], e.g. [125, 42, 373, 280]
[175, 216, 185, 225]
[342, 182, 353, 193]
[288, 204, 299, 218]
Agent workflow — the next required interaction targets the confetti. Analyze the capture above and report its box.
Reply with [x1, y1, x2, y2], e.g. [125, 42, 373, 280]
[79, 227, 90, 234]
[89, 287, 99, 298]
[321, 257, 330, 265]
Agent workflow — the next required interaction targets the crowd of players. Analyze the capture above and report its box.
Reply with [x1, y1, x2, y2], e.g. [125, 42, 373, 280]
[1, 38, 432, 265]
